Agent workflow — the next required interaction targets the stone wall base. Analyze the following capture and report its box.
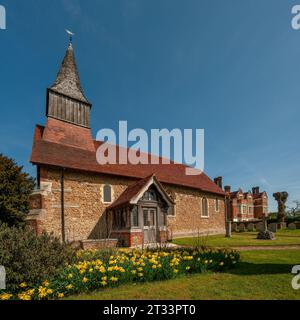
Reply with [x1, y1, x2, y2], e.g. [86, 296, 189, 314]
[81, 239, 118, 250]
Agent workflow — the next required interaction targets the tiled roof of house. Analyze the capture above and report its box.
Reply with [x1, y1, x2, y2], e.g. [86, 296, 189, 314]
[30, 125, 225, 196]
[229, 189, 243, 199]
[229, 189, 266, 200]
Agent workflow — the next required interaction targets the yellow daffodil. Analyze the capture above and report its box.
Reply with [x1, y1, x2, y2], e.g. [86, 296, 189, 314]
[0, 293, 13, 300]
[18, 293, 31, 301]
[110, 276, 118, 282]
[66, 284, 73, 290]
[38, 286, 47, 298]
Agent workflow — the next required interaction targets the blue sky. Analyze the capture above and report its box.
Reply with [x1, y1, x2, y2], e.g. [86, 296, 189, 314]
[0, 0, 299, 211]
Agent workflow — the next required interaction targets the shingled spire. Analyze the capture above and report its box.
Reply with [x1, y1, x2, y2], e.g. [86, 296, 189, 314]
[46, 41, 92, 128]
[50, 42, 89, 103]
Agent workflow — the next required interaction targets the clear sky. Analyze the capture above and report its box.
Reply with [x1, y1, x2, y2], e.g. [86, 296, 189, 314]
[0, 0, 299, 211]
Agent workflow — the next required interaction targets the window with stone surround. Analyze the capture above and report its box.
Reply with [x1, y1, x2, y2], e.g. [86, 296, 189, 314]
[103, 184, 112, 203]
[201, 197, 209, 217]
[215, 198, 219, 212]
[239, 204, 247, 215]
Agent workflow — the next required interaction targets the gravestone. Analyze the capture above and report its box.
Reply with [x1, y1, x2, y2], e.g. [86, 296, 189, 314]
[288, 223, 297, 230]
[277, 222, 287, 230]
[247, 223, 255, 232]
[256, 222, 265, 232]
[239, 223, 246, 232]
[232, 223, 238, 232]
[295, 222, 300, 230]
[268, 223, 278, 233]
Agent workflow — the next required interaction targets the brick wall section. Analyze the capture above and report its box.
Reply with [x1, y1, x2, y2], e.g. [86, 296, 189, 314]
[43, 118, 95, 152]
[254, 194, 268, 219]
[29, 166, 226, 243]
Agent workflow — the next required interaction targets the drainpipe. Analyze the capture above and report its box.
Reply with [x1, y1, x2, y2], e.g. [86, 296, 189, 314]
[60, 168, 66, 243]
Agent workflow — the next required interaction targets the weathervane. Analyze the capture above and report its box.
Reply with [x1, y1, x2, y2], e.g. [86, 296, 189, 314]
[65, 29, 75, 44]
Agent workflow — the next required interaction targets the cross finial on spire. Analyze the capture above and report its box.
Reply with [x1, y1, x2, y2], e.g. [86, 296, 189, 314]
[65, 29, 75, 44]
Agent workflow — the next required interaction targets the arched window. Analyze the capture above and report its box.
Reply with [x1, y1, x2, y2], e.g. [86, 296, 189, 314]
[202, 197, 209, 217]
[103, 184, 112, 203]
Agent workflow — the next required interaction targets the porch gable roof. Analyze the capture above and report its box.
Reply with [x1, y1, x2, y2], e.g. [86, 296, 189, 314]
[108, 175, 174, 211]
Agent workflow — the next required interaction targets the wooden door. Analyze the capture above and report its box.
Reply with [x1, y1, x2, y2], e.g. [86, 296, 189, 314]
[143, 208, 157, 244]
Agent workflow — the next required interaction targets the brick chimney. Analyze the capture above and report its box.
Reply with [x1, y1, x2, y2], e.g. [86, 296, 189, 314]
[224, 186, 231, 193]
[214, 177, 223, 189]
[252, 187, 260, 195]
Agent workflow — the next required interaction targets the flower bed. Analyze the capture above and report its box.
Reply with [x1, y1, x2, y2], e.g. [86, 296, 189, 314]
[0, 247, 240, 300]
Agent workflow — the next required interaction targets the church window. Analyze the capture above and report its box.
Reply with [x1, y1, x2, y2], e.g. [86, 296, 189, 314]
[201, 197, 209, 217]
[103, 184, 112, 203]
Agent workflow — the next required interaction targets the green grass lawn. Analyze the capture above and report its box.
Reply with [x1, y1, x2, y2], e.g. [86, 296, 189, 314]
[172, 229, 300, 248]
[67, 250, 300, 300]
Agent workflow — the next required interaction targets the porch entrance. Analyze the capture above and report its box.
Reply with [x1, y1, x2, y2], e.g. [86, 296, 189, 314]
[143, 208, 157, 244]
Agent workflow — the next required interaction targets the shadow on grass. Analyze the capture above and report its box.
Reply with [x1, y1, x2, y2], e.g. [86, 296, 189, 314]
[227, 262, 294, 276]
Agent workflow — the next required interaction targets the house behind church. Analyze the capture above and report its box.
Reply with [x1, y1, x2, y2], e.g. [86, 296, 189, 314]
[224, 185, 268, 222]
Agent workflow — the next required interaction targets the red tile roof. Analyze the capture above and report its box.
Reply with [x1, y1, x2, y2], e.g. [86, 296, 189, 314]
[30, 125, 225, 196]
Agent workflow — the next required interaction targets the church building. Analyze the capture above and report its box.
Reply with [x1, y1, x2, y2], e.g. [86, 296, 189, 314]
[27, 40, 226, 247]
